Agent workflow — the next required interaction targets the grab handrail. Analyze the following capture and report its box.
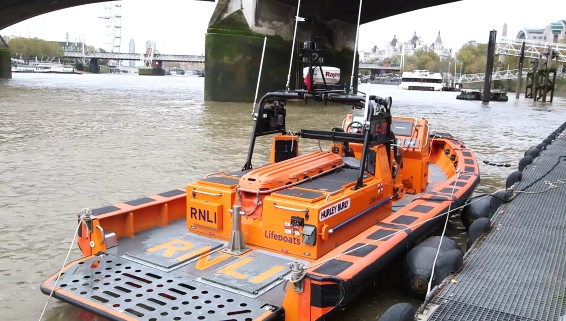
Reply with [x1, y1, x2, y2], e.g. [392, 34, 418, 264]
[204, 171, 225, 179]
[192, 188, 222, 197]
[273, 203, 309, 214]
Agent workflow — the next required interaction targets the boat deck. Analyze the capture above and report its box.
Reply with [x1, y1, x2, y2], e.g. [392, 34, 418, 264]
[420, 127, 566, 321]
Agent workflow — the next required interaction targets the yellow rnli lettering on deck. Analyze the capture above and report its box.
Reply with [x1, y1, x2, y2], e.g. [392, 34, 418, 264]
[195, 252, 232, 270]
[319, 198, 350, 221]
[218, 257, 286, 283]
[147, 239, 195, 257]
[147, 239, 212, 262]
[187, 199, 223, 229]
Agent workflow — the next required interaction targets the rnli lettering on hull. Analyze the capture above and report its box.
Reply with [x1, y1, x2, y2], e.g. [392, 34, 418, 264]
[319, 198, 350, 221]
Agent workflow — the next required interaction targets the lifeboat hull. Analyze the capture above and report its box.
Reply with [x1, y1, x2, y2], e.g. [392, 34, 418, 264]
[40, 134, 479, 321]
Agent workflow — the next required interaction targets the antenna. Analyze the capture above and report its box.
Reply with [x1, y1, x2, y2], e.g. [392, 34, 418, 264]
[285, 0, 303, 92]
[252, 37, 268, 117]
[349, 0, 363, 94]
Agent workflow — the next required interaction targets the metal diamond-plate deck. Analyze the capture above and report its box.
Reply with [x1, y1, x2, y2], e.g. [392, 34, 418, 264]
[426, 132, 566, 321]
[50, 256, 278, 321]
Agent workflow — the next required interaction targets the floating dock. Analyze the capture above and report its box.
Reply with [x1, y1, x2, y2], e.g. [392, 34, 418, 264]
[418, 122, 566, 321]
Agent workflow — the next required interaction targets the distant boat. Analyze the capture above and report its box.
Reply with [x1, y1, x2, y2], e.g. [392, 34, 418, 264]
[399, 70, 442, 91]
[11, 64, 80, 74]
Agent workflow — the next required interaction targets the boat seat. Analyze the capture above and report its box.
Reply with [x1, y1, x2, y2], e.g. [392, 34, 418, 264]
[343, 156, 361, 170]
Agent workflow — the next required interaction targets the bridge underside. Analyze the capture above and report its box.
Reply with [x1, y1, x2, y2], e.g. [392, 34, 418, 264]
[0, 0, 459, 30]
[270, 0, 460, 25]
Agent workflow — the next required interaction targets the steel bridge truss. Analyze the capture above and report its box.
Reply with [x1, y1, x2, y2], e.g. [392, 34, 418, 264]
[64, 51, 205, 63]
[458, 67, 563, 83]
[496, 38, 566, 63]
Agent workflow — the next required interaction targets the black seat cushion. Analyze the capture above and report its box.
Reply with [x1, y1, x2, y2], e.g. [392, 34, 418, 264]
[343, 157, 361, 170]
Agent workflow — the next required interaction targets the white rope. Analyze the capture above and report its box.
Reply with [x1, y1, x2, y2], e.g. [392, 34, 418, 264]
[39, 215, 86, 321]
[285, 0, 302, 92]
[349, 0, 363, 94]
[426, 168, 461, 295]
[286, 130, 299, 153]
[513, 178, 566, 194]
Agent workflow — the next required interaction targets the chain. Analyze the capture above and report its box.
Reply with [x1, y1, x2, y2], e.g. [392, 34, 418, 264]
[236, 186, 262, 216]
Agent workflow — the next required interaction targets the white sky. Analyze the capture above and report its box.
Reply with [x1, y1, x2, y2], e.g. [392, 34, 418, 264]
[1, 0, 563, 55]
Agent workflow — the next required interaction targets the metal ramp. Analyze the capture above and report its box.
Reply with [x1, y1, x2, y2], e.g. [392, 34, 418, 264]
[420, 129, 566, 321]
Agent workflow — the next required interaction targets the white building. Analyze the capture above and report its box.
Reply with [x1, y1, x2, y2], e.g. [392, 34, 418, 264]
[360, 31, 453, 63]
[516, 19, 566, 43]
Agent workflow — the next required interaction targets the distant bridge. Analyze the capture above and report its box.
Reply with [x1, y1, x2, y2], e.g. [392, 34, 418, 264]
[458, 68, 563, 83]
[358, 63, 401, 70]
[64, 52, 399, 70]
[496, 38, 566, 63]
[63, 51, 205, 63]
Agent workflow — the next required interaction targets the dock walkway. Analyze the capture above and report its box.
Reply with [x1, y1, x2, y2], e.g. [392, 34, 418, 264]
[419, 123, 566, 321]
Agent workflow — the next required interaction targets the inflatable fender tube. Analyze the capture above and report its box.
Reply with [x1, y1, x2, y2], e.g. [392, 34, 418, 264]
[467, 217, 491, 249]
[461, 197, 490, 230]
[524, 146, 541, 159]
[488, 190, 510, 219]
[401, 236, 460, 299]
[433, 248, 464, 288]
[518, 155, 533, 171]
[536, 143, 547, 151]
[506, 171, 523, 188]
[378, 303, 415, 321]
[542, 138, 552, 145]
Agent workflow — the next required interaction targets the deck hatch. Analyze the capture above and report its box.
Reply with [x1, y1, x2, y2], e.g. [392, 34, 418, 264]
[366, 229, 396, 241]
[157, 189, 185, 198]
[391, 215, 418, 225]
[124, 197, 155, 206]
[198, 252, 292, 298]
[312, 259, 353, 276]
[201, 176, 240, 185]
[344, 243, 378, 257]
[123, 234, 223, 270]
[45, 256, 279, 320]
[274, 188, 324, 199]
[411, 205, 434, 213]
[91, 206, 121, 216]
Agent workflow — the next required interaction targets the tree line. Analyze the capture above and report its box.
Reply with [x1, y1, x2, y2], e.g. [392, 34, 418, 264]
[375, 38, 565, 75]
[4, 36, 99, 60]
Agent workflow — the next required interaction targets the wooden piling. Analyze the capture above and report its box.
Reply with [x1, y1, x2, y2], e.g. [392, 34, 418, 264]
[482, 30, 497, 103]
[516, 41, 525, 99]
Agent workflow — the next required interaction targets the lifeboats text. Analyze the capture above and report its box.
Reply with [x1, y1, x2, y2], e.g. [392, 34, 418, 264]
[319, 198, 350, 221]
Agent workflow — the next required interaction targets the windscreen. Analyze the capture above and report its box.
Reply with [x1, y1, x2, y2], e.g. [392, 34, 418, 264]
[391, 120, 414, 137]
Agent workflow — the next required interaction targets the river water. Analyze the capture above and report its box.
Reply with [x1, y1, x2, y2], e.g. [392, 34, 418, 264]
[0, 73, 565, 321]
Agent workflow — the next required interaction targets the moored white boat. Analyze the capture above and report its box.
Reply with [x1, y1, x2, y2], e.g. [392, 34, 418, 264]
[399, 70, 443, 91]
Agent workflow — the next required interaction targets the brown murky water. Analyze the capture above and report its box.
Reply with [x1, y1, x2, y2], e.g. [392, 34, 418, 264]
[1, 73, 565, 321]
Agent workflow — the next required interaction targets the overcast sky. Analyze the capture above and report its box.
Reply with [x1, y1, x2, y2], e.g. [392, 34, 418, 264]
[1, 0, 562, 55]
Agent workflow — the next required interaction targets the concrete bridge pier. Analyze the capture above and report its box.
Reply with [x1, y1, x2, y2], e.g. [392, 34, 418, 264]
[0, 36, 12, 79]
[89, 58, 101, 73]
[205, 0, 359, 102]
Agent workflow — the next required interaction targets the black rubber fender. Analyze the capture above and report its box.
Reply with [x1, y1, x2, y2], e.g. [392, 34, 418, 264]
[378, 303, 415, 321]
[518, 155, 533, 171]
[461, 197, 490, 230]
[542, 138, 552, 145]
[467, 217, 491, 249]
[506, 170, 523, 188]
[401, 236, 462, 300]
[536, 143, 547, 151]
[524, 146, 541, 159]
[434, 248, 464, 285]
[489, 190, 510, 219]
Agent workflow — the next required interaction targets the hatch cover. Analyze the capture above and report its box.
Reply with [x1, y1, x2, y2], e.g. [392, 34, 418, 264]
[123, 233, 223, 270]
[198, 252, 292, 298]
